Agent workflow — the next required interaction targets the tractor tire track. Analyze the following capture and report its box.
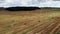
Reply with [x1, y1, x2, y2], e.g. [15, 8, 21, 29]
[26, 21, 56, 34]
[6, 20, 40, 34]
[16, 20, 54, 34]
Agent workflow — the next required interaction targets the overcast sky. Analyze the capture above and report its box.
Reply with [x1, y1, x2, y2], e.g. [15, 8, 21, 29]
[0, 0, 60, 7]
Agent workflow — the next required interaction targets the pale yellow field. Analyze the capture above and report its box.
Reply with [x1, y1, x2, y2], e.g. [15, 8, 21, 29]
[0, 9, 60, 34]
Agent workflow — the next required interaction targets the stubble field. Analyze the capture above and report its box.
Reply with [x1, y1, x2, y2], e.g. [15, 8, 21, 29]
[0, 9, 60, 34]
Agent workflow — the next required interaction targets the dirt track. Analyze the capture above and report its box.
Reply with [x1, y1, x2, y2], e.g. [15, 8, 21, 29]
[0, 9, 60, 34]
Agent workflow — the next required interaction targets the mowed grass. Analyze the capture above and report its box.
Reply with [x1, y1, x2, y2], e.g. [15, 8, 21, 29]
[0, 9, 60, 34]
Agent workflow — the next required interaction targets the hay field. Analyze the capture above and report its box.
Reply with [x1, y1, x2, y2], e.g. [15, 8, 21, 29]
[0, 9, 60, 34]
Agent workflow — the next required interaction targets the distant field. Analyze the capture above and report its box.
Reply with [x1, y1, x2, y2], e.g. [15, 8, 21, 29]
[0, 9, 60, 34]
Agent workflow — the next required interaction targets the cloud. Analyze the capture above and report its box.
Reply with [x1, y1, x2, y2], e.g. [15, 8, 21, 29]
[0, 0, 60, 8]
[39, 0, 60, 7]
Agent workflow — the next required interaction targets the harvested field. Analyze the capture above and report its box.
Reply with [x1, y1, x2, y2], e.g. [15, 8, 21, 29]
[0, 9, 60, 34]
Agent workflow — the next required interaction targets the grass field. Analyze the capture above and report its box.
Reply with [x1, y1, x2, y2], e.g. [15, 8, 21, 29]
[0, 9, 60, 34]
